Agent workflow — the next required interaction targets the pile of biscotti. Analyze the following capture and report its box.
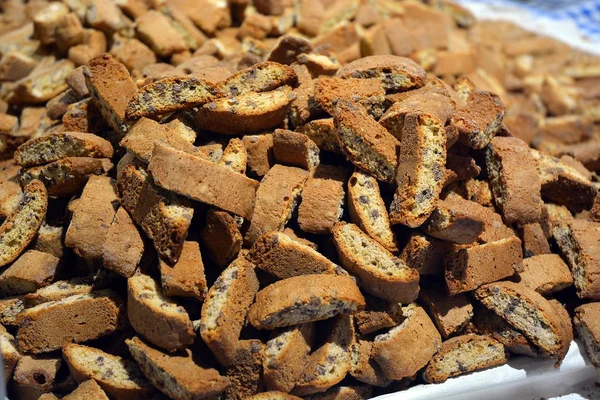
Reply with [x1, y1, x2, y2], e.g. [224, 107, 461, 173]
[1, 0, 600, 399]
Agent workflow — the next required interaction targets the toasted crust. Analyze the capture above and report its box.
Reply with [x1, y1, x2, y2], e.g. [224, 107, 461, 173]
[160, 240, 207, 299]
[297, 118, 342, 154]
[574, 302, 600, 372]
[314, 77, 385, 118]
[423, 194, 485, 244]
[420, 284, 473, 339]
[349, 340, 393, 387]
[201, 209, 243, 268]
[14, 132, 113, 167]
[219, 61, 298, 96]
[273, 129, 320, 171]
[101, 206, 144, 278]
[451, 91, 505, 150]
[517, 254, 573, 295]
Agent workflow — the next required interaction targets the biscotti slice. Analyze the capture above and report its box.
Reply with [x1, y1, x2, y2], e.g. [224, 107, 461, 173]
[474, 281, 570, 361]
[20, 157, 111, 197]
[126, 76, 221, 119]
[159, 241, 206, 299]
[574, 302, 600, 376]
[62, 380, 109, 400]
[65, 175, 118, 260]
[246, 392, 302, 400]
[219, 61, 298, 96]
[0, 159, 22, 218]
[445, 236, 523, 295]
[333, 222, 419, 304]
[389, 112, 446, 227]
[423, 334, 508, 383]
[486, 137, 542, 224]
[23, 277, 93, 307]
[263, 324, 315, 392]
[200, 257, 259, 365]
[273, 129, 320, 171]
[554, 219, 600, 299]
[314, 77, 385, 118]
[17, 290, 124, 353]
[120, 117, 203, 164]
[245, 164, 308, 245]
[62, 343, 156, 399]
[248, 231, 340, 279]
[0, 250, 60, 296]
[530, 149, 597, 213]
[219, 138, 248, 174]
[335, 55, 426, 93]
[101, 206, 144, 278]
[0, 296, 25, 326]
[451, 90, 505, 150]
[371, 304, 441, 380]
[354, 295, 402, 335]
[349, 339, 393, 387]
[297, 118, 342, 154]
[248, 274, 365, 329]
[420, 283, 473, 339]
[0, 179, 47, 267]
[148, 144, 259, 220]
[83, 53, 137, 133]
[243, 134, 275, 177]
[201, 209, 243, 268]
[520, 223, 551, 257]
[10, 59, 74, 104]
[194, 86, 295, 134]
[400, 232, 453, 276]
[516, 254, 573, 295]
[14, 131, 113, 167]
[127, 336, 230, 400]
[127, 274, 194, 352]
[423, 193, 485, 244]
[219, 339, 264, 399]
[12, 355, 62, 399]
[118, 163, 193, 264]
[0, 326, 21, 383]
[333, 100, 399, 183]
[304, 386, 372, 400]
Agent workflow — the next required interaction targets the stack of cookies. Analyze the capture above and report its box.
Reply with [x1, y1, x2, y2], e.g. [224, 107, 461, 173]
[0, 0, 600, 399]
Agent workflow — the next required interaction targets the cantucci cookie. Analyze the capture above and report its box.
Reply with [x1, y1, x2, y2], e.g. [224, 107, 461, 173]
[400, 232, 453, 276]
[451, 90, 505, 150]
[219, 61, 298, 96]
[20, 157, 111, 197]
[222, 339, 265, 399]
[354, 295, 402, 335]
[349, 340, 393, 387]
[200, 257, 259, 365]
[296, 118, 343, 154]
[248, 231, 340, 279]
[0, 297, 25, 326]
[0, 326, 21, 383]
[101, 206, 144, 278]
[0, 179, 47, 267]
[474, 281, 571, 361]
[273, 129, 320, 171]
[159, 240, 207, 299]
[194, 86, 295, 134]
[335, 55, 427, 93]
[516, 254, 573, 295]
[263, 324, 315, 392]
[12, 354, 63, 399]
[574, 302, 600, 377]
[520, 223, 552, 257]
[347, 169, 397, 252]
[14, 131, 113, 167]
[23, 277, 93, 307]
[422, 334, 508, 383]
[486, 137, 542, 224]
[201, 209, 243, 269]
[245, 164, 308, 245]
[333, 100, 399, 183]
[126, 336, 230, 400]
[0, 159, 22, 218]
[423, 193, 485, 244]
[332, 222, 419, 304]
[304, 386, 372, 400]
[246, 392, 302, 400]
[0, 250, 60, 296]
[371, 304, 441, 380]
[248, 274, 365, 329]
[219, 138, 248, 174]
[243, 133, 275, 177]
[313, 77, 385, 118]
[126, 76, 221, 119]
[118, 163, 193, 264]
[389, 113, 446, 228]
[127, 274, 194, 352]
[62, 343, 157, 399]
[420, 283, 473, 339]
[17, 290, 124, 353]
[61, 380, 109, 400]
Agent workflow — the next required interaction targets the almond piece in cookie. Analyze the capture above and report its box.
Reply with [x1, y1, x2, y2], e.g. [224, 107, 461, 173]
[263, 324, 315, 392]
[200, 257, 260, 365]
[0, 180, 47, 267]
[83, 53, 137, 133]
[273, 129, 320, 171]
[127, 274, 194, 352]
[389, 113, 446, 227]
[516, 254, 573, 295]
[17, 290, 124, 353]
[574, 302, 600, 376]
[194, 86, 295, 134]
[159, 241, 207, 299]
[314, 77, 385, 118]
[486, 137, 542, 224]
[335, 55, 427, 93]
[298, 164, 348, 234]
[201, 209, 243, 269]
[423, 334, 508, 383]
[126, 76, 222, 119]
[0, 250, 60, 296]
[245, 164, 308, 246]
[219, 61, 298, 96]
[445, 236, 523, 295]
[126, 336, 230, 400]
[333, 222, 419, 304]
[347, 169, 397, 252]
[62, 343, 157, 399]
[14, 132, 113, 167]
[450, 90, 505, 150]
[101, 206, 144, 278]
[333, 100, 399, 183]
[372, 304, 441, 380]
[248, 231, 340, 279]
[20, 157, 111, 197]
[474, 281, 570, 361]
[248, 274, 365, 329]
